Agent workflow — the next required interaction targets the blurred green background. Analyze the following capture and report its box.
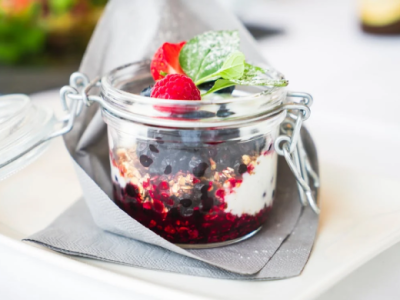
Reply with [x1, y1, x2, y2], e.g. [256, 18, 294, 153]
[0, 0, 107, 94]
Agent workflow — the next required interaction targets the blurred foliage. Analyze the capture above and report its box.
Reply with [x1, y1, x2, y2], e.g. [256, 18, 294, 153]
[0, 0, 107, 65]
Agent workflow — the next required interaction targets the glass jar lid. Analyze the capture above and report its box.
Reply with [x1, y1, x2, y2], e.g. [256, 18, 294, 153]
[0, 94, 55, 181]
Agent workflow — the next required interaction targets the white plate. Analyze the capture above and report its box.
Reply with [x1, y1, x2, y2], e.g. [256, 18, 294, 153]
[1, 90, 400, 300]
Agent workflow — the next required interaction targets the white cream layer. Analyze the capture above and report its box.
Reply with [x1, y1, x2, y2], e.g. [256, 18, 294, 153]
[224, 152, 277, 216]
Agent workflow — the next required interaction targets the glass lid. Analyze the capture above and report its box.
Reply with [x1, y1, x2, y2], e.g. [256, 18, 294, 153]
[0, 94, 56, 181]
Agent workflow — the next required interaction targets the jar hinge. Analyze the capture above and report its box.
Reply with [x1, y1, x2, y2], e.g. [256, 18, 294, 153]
[275, 92, 320, 214]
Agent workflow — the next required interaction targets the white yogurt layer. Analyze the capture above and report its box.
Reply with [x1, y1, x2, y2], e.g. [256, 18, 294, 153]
[224, 152, 278, 216]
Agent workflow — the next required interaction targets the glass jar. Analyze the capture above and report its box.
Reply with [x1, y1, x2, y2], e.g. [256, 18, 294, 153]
[0, 60, 318, 248]
[101, 61, 287, 245]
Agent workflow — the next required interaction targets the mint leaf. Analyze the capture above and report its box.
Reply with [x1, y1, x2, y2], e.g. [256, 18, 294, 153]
[242, 62, 265, 78]
[231, 62, 289, 87]
[179, 30, 240, 82]
[201, 79, 236, 96]
[218, 51, 245, 79]
[195, 51, 245, 85]
[202, 60, 287, 97]
[232, 77, 288, 87]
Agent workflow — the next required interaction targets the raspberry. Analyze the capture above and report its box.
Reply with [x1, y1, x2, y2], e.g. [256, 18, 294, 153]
[151, 74, 201, 100]
[150, 42, 186, 81]
[151, 74, 201, 114]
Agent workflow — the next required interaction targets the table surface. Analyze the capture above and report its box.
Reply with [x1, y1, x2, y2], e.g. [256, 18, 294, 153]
[1, 0, 400, 299]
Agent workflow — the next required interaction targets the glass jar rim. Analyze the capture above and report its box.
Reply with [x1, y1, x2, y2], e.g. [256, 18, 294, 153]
[101, 60, 285, 106]
[100, 60, 287, 128]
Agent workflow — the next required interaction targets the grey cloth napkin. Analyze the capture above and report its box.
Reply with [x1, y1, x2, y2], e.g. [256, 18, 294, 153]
[24, 0, 319, 279]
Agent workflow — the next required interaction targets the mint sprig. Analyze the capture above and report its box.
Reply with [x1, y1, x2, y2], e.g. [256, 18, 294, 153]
[202, 63, 288, 96]
[179, 30, 288, 97]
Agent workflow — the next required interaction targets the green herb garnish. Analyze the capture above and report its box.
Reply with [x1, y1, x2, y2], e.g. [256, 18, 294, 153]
[179, 30, 288, 96]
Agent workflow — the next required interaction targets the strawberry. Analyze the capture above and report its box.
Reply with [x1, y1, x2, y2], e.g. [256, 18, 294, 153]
[150, 41, 186, 81]
[150, 74, 201, 114]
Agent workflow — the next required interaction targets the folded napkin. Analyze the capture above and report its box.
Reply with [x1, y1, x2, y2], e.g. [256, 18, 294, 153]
[25, 128, 319, 279]
[25, 0, 319, 279]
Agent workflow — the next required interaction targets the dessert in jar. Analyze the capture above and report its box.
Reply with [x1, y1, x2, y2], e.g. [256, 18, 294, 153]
[102, 30, 289, 246]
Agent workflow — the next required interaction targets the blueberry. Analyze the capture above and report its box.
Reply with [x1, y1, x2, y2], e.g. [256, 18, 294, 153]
[179, 195, 198, 216]
[140, 86, 153, 97]
[149, 144, 159, 153]
[180, 110, 216, 119]
[139, 155, 153, 167]
[238, 164, 248, 174]
[164, 165, 172, 174]
[193, 162, 208, 177]
[222, 128, 240, 140]
[217, 109, 235, 118]
[161, 157, 176, 171]
[180, 199, 192, 208]
[216, 104, 235, 118]
[197, 81, 235, 94]
[126, 184, 140, 198]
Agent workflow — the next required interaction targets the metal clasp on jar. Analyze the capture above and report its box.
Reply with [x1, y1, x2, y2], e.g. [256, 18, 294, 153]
[275, 92, 320, 214]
